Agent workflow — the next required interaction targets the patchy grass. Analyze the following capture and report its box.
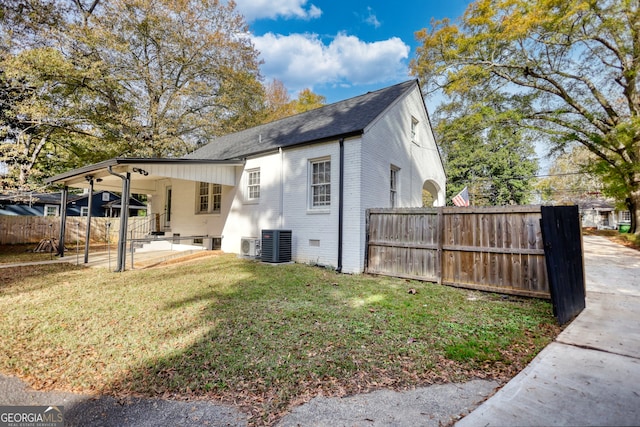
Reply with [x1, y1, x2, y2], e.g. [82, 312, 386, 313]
[0, 243, 115, 264]
[0, 254, 560, 425]
[0, 244, 57, 263]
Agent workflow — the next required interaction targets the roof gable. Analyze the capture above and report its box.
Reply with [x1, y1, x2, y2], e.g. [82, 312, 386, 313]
[186, 80, 419, 160]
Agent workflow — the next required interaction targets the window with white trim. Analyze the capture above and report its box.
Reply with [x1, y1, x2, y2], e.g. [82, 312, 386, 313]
[196, 182, 222, 214]
[44, 205, 59, 217]
[246, 168, 260, 201]
[411, 117, 419, 142]
[390, 166, 399, 207]
[80, 206, 89, 217]
[310, 158, 331, 208]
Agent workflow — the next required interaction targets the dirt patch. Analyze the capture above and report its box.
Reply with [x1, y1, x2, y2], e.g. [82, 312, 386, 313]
[143, 250, 224, 268]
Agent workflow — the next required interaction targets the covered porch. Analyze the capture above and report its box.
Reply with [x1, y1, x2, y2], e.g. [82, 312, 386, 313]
[46, 157, 244, 271]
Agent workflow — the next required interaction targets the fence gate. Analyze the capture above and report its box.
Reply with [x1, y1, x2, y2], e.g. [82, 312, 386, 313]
[540, 205, 586, 325]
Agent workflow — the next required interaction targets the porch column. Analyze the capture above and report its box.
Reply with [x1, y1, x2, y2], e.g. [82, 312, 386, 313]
[57, 186, 68, 257]
[84, 177, 94, 263]
[119, 172, 131, 271]
[107, 167, 130, 272]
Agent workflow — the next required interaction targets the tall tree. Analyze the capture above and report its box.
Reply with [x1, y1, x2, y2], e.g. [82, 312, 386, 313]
[0, 0, 264, 188]
[77, 0, 264, 157]
[536, 146, 605, 203]
[436, 95, 538, 206]
[261, 79, 326, 123]
[412, 0, 640, 232]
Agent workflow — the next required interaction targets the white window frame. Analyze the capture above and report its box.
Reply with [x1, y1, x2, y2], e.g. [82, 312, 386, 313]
[80, 206, 89, 217]
[309, 157, 331, 210]
[246, 168, 260, 202]
[196, 182, 222, 214]
[390, 165, 399, 207]
[44, 204, 59, 217]
[411, 117, 419, 143]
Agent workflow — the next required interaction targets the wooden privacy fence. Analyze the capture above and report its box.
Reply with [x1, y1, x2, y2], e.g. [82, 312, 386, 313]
[0, 216, 149, 245]
[366, 206, 549, 299]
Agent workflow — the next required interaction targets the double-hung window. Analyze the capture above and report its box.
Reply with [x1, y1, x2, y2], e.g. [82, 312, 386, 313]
[246, 168, 260, 201]
[310, 158, 331, 209]
[196, 182, 222, 214]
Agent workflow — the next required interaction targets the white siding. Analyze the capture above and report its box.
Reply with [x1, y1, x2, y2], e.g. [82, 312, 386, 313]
[281, 142, 341, 268]
[147, 84, 445, 274]
[222, 153, 283, 253]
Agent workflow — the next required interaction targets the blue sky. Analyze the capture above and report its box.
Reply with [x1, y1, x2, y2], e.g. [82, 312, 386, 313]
[232, 0, 472, 103]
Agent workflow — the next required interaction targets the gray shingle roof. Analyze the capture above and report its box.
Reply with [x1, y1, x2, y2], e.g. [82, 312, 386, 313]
[185, 79, 418, 160]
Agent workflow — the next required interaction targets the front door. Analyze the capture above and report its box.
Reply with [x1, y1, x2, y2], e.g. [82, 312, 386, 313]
[164, 186, 172, 229]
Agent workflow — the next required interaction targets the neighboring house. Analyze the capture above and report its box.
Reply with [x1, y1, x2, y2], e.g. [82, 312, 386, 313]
[579, 198, 630, 230]
[47, 80, 446, 273]
[0, 191, 147, 217]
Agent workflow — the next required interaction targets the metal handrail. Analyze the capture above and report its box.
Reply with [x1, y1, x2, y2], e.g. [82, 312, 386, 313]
[127, 212, 167, 240]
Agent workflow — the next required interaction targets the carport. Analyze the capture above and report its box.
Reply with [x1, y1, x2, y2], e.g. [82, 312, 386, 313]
[46, 157, 243, 271]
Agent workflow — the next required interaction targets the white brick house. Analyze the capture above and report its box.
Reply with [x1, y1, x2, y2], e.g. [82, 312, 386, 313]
[48, 80, 446, 273]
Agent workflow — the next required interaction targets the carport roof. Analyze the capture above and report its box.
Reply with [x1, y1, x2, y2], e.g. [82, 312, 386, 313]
[46, 158, 244, 194]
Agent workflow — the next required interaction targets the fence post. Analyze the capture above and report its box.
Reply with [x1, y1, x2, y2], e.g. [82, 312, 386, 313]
[436, 207, 443, 285]
[364, 209, 371, 271]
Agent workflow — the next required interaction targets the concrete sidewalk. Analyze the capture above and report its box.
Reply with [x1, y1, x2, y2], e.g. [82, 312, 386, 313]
[457, 235, 640, 426]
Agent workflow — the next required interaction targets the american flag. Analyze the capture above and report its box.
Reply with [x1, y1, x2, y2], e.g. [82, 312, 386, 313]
[452, 186, 470, 207]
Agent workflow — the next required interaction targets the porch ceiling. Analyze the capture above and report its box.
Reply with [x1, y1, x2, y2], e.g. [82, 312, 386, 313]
[46, 158, 244, 194]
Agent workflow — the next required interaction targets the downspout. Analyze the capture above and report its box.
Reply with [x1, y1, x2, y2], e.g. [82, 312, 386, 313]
[279, 147, 284, 228]
[84, 177, 94, 264]
[57, 186, 68, 257]
[337, 138, 344, 273]
[107, 166, 130, 272]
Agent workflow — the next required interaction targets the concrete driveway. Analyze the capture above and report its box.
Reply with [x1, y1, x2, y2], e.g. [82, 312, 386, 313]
[457, 235, 640, 426]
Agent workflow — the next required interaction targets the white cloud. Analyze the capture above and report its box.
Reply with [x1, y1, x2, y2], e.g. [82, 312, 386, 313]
[234, 0, 322, 21]
[252, 32, 410, 92]
[364, 7, 381, 28]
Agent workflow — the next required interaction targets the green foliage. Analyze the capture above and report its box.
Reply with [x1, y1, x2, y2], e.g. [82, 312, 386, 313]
[535, 146, 605, 203]
[261, 79, 326, 124]
[0, 0, 265, 188]
[435, 95, 538, 206]
[412, 0, 640, 231]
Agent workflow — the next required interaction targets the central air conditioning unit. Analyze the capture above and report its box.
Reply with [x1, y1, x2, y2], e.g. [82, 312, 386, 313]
[240, 237, 261, 258]
[261, 229, 292, 263]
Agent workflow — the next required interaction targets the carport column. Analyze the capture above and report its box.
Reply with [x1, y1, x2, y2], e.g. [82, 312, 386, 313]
[108, 166, 130, 272]
[57, 186, 68, 257]
[84, 177, 94, 263]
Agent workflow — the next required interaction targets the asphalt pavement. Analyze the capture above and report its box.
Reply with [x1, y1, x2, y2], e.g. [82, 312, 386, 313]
[1, 234, 639, 426]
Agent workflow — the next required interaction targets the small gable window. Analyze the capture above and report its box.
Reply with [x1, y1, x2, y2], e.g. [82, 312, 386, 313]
[390, 166, 399, 207]
[411, 117, 419, 143]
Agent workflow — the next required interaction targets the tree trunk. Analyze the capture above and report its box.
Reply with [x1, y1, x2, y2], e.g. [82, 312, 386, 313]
[629, 188, 640, 235]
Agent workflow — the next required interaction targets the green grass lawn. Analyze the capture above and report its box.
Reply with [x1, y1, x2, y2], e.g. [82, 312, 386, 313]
[0, 252, 559, 424]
